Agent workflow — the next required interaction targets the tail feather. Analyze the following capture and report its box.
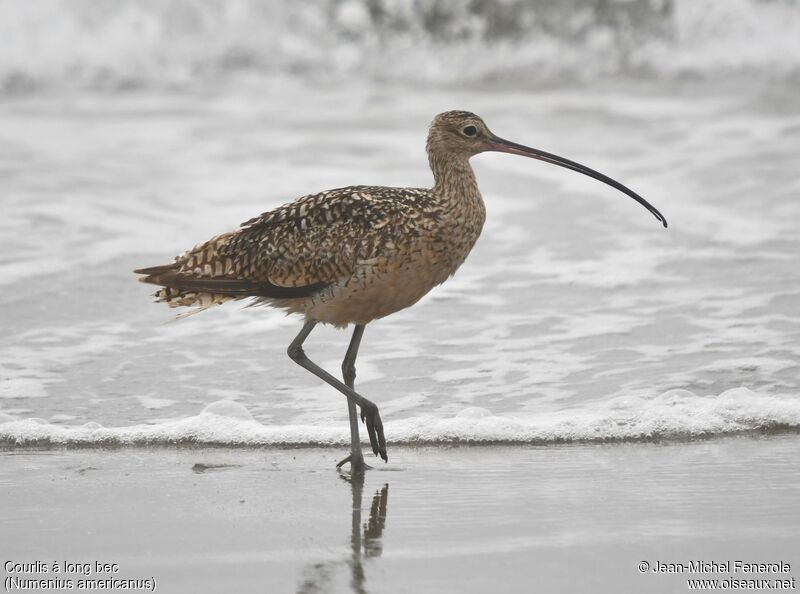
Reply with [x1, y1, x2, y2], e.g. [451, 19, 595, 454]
[134, 262, 328, 312]
[136, 267, 327, 298]
[133, 264, 179, 276]
[134, 263, 230, 310]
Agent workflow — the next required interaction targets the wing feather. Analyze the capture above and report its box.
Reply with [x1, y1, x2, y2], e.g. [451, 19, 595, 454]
[134, 185, 435, 304]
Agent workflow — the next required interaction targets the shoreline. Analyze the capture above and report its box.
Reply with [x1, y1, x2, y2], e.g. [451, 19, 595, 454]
[2, 425, 800, 451]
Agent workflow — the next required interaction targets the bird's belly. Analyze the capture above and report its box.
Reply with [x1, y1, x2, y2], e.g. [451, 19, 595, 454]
[301, 252, 458, 327]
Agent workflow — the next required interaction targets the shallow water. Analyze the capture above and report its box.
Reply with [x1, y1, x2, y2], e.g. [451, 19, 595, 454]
[1, 81, 798, 447]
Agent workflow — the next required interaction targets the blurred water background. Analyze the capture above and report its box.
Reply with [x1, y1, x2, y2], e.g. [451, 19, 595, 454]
[2, 0, 800, 91]
[1, 0, 799, 446]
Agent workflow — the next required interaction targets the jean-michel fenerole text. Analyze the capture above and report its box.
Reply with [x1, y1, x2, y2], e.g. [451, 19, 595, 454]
[651, 560, 792, 575]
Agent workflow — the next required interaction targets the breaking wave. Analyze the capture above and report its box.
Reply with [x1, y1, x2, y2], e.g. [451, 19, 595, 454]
[2, 387, 798, 448]
[2, 0, 799, 93]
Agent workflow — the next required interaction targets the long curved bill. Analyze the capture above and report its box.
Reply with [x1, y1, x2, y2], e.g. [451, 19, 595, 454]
[489, 135, 668, 228]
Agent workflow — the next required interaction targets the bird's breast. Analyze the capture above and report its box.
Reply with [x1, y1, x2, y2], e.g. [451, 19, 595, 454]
[312, 194, 485, 325]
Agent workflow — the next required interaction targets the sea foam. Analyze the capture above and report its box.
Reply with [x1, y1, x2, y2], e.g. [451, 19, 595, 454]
[1, 388, 798, 448]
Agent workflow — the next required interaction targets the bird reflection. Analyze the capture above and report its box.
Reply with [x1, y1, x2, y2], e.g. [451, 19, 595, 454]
[297, 471, 389, 594]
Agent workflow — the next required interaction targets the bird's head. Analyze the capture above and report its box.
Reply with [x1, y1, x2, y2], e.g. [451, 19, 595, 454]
[426, 110, 668, 228]
[426, 111, 495, 159]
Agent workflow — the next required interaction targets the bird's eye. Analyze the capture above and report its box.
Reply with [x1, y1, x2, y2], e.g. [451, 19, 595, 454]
[462, 125, 478, 137]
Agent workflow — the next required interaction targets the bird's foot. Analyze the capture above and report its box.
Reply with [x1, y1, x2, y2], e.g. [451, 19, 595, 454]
[336, 453, 371, 473]
[360, 403, 388, 463]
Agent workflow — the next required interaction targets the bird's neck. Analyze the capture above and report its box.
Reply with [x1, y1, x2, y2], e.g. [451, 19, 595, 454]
[429, 151, 481, 202]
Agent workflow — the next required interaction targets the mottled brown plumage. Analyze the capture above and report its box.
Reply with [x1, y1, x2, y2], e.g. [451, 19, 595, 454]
[135, 110, 667, 470]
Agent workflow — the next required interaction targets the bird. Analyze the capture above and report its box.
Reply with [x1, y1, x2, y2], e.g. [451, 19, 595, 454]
[134, 110, 667, 472]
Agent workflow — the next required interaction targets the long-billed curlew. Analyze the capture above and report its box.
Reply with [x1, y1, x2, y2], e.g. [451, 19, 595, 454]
[135, 110, 667, 471]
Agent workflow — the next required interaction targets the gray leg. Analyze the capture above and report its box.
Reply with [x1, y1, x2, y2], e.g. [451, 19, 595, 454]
[337, 325, 367, 472]
[287, 321, 387, 462]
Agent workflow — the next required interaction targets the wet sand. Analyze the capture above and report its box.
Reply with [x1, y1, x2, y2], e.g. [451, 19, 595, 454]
[2, 436, 798, 593]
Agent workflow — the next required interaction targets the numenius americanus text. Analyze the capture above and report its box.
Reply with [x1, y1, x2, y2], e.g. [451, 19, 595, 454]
[135, 110, 667, 471]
